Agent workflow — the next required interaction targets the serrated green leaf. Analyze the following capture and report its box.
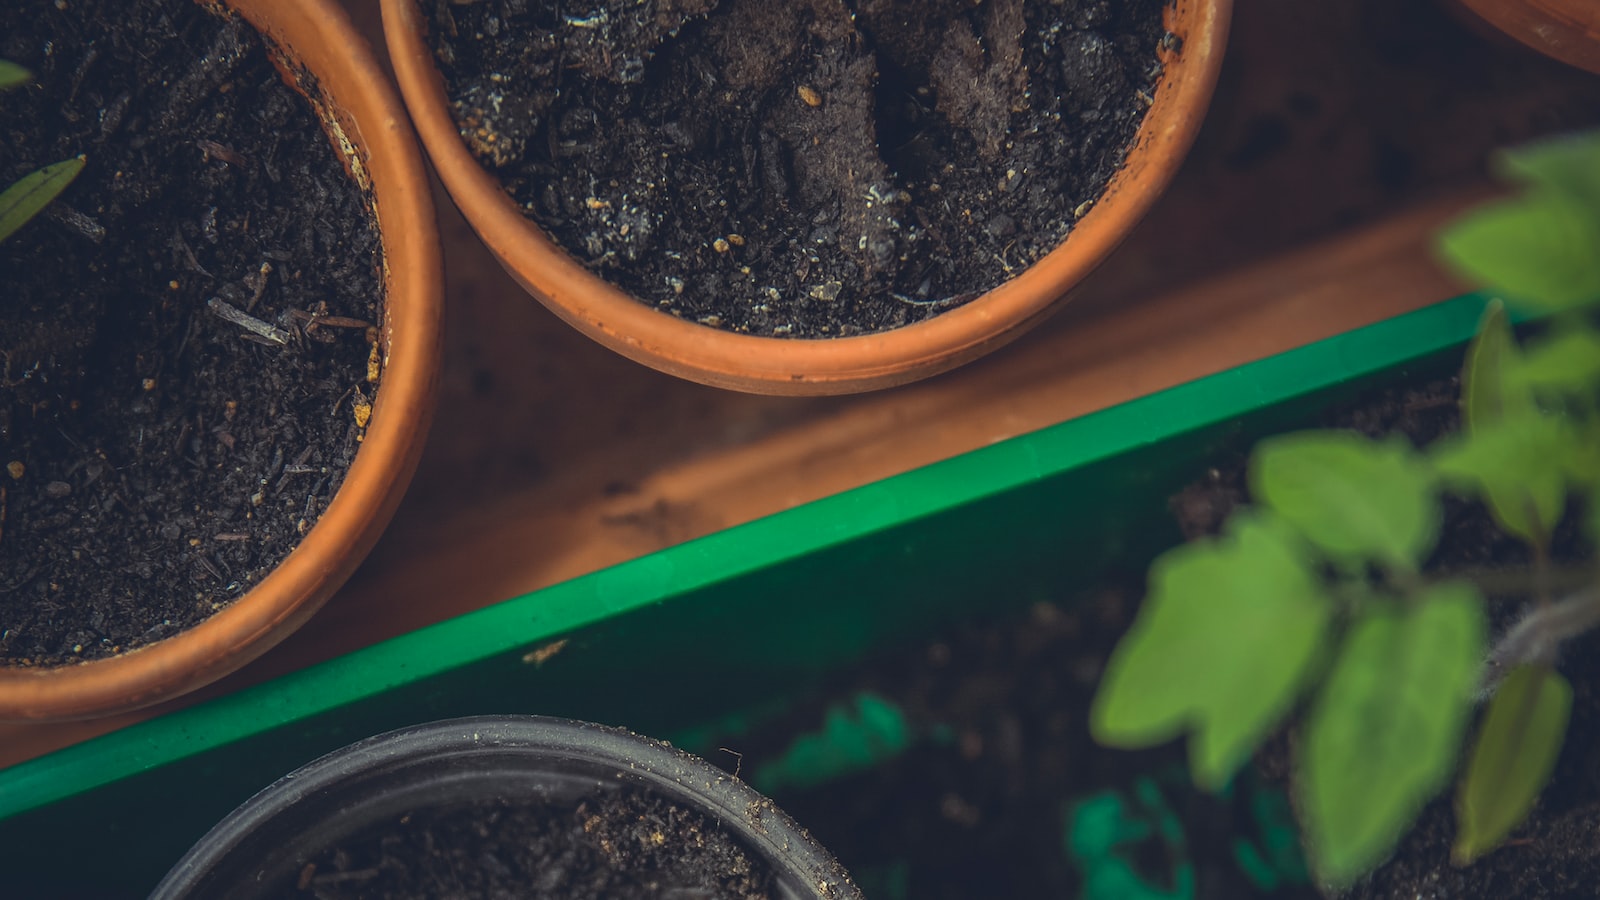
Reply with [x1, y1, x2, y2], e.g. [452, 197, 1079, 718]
[1461, 300, 1534, 435]
[0, 156, 85, 245]
[1300, 583, 1486, 886]
[1509, 325, 1600, 398]
[1431, 413, 1571, 546]
[1495, 130, 1600, 212]
[1454, 665, 1571, 865]
[1250, 431, 1438, 571]
[0, 60, 29, 90]
[1438, 193, 1600, 313]
[1091, 513, 1331, 790]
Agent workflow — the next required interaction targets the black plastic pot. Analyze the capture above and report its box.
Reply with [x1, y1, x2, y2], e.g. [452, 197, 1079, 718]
[152, 715, 861, 899]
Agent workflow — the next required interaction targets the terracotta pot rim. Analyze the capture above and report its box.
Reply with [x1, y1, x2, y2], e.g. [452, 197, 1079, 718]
[1447, 0, 1600, 75]
[385, 0, 1232, 394]
[0, 0, 443, 722]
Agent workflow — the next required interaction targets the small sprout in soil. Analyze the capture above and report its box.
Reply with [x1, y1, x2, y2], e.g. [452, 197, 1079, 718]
[0, 59, 29, 89]
[1091, 129, 1600, 888]
[0, 61, 85, 244]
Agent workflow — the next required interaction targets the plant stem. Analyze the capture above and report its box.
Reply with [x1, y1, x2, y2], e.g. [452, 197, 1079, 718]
[1440, 564, 1596, 600]
[1484, 583, 1600, 691]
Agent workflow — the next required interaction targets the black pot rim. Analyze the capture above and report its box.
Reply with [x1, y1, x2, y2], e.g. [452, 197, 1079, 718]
[152, 714, 861, 900]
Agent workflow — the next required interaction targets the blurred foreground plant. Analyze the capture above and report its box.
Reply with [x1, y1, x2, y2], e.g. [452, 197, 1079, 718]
[1090, 130, 1600, 887]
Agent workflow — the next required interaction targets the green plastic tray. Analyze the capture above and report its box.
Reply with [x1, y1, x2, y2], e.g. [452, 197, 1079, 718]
[0, 294, 1490, 896]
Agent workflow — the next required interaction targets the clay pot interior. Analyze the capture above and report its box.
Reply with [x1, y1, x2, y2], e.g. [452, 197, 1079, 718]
[0, 0, 441, 722]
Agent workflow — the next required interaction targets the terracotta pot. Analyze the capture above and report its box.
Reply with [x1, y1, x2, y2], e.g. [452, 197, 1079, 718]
[0, 0, 443, 722]
[383, 0, 1232, 395]
[1447, 0, 1600, 74]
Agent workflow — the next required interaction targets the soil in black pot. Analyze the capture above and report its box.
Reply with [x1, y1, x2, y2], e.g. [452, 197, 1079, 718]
[0, 0, 384, 665]
[282, 785, 775, 900]
[427, 0, 1168, 337]
[702, 375, 1596, 899]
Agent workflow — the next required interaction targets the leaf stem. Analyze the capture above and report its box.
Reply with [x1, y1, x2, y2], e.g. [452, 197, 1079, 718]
[1438, 563, 1596, 600]
[1483, 584, 1600, 692]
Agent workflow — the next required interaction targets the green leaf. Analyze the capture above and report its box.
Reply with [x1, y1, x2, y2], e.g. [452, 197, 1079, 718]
[0, 156, 85, 245]
[1431, 413, 1571, 546]
[1461, 300, 1533, 435]
[1250, 431, 1438, 571]
[1495, 130, 1600, 211]
[1509, 325, 1600, 398]
[1561, 420, 1600, 489]
[1300, 583, 1486, 886]
[1091, 513, 1331, 790]
[0, 60, 29, 90]
[1454, 665, 1572, 864]
[1437, 192, 1600, 313]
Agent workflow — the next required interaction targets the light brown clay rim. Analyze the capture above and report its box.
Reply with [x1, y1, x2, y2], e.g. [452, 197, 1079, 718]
[1448, 0, 1600, 74]
[0, 0, 444, 722]
[385, 0, 1232, 395]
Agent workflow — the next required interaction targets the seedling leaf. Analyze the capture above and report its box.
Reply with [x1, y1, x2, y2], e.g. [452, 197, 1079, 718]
[1250, 431, 1438, 570]
[1495, 130, 1600, 212]
[1460, 300, 1533, 435]
[1509, 325, 1600, 398]
[1300, 583, 1485, 886]
[1431, 414, 1570, 547]
[1091, 513, 1331, 790]
[1438, 192, 1600, 312]
[0, 60, 29, 90]
[1454, 665, 1571, 865]
[0, 156, 85, 244]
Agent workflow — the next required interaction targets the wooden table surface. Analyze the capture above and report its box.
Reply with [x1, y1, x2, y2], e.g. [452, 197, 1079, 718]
[3, 0, 1598, 767]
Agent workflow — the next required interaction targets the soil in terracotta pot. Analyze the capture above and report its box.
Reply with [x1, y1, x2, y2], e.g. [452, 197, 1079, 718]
[281, 785, 775, 899]
[702, 374, 1597, 899]
[427, 0, 1168, 337]
[0, 0, 383, 665]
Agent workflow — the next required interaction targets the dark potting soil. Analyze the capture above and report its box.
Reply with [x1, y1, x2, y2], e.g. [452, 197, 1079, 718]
[280, 785, 775, 900]
[706, 375, 1597, 899]
[0, 0, 384, 665]
[427, 0, 1168, 337]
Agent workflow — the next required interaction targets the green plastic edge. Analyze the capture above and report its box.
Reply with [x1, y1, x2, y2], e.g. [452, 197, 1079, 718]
[0, 294, 1491, 823]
